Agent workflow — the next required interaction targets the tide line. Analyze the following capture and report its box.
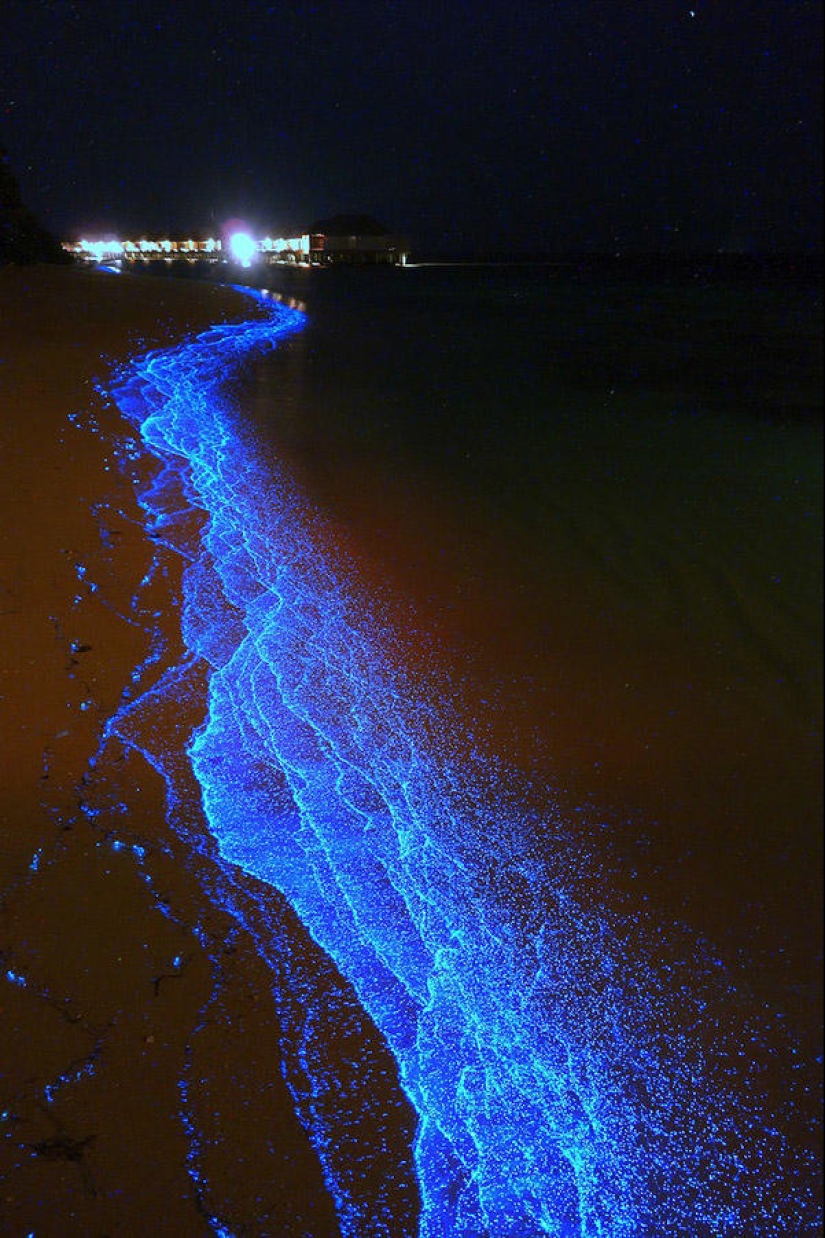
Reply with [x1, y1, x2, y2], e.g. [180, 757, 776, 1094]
[102, 288, 817, 1238]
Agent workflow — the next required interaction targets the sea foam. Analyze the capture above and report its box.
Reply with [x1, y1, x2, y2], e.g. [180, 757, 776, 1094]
[104, 288, 818, 1237]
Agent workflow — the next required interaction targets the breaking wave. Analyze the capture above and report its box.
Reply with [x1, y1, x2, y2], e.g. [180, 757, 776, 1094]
[103, 289, 819, 1237]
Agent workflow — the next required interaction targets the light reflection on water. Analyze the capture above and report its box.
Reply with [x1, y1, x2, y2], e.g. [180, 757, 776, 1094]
[104, 274, 821, 1235]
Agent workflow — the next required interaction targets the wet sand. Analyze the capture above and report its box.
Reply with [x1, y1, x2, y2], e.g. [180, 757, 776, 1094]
[1, 263, 820, 1232]
[244, 280, 823, 1020]
[0, 267, 416, 1235]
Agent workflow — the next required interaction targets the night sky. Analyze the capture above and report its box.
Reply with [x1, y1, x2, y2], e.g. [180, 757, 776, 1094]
[2, 0, 822, 255]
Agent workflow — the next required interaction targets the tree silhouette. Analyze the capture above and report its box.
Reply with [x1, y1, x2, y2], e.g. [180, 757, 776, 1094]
[0, 144, 70, 265]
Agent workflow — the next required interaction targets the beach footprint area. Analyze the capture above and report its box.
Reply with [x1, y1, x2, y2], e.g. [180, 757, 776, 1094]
[1, 266, 820, 1236]
[0, 267, 390, 1237]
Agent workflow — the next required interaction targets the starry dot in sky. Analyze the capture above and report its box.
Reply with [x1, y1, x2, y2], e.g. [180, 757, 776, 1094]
[0, 0, 821, 253]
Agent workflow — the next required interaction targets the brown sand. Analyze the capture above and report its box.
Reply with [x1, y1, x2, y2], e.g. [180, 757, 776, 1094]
[0, 266, 415, 1236]
[1, 263, 820, 1229]
[0, 267, 266, 874]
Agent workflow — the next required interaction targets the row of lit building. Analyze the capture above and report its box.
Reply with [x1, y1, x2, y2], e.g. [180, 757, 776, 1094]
[64, 228, 409, 267]
[63, 233, 311, 265]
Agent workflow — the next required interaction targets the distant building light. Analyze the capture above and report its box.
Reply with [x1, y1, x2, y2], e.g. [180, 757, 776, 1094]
[76, 237, 123, 261]
[66, 230, 359, 266]
[228, 231, 257, 267]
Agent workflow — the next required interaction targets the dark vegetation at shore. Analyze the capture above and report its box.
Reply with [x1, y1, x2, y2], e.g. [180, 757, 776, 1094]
[0, 145, 70, 266]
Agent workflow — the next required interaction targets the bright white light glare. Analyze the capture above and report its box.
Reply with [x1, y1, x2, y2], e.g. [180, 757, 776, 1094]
[228, 231, 257, 266]
[79, 238, 123, 261]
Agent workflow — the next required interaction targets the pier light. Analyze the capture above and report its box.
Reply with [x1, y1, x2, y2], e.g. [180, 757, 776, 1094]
[228, 231, 257, 267]
[80, 238, 122, 261]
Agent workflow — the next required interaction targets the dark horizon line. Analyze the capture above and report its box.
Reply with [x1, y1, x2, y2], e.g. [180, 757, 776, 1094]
[63, 242, 824, 263]
[409, 248, 824, 261]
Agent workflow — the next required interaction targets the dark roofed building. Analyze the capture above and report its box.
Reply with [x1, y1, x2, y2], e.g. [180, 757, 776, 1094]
[308, 215, 408, 266]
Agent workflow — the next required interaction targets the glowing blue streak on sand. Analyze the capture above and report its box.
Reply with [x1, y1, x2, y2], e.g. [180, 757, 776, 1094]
[106, 292, 818, 1237]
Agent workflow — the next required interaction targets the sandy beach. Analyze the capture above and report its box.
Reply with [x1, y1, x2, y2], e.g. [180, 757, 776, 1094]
[0, 266, 409, 1236]
[1, 262, 821, 1235]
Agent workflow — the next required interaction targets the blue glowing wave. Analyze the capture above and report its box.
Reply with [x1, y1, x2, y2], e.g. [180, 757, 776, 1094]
[105, 290, 819, 1237]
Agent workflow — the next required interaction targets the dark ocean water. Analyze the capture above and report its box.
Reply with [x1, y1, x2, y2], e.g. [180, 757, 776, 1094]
[241, 261, 823, 972]
[110, 261, 822, 1235]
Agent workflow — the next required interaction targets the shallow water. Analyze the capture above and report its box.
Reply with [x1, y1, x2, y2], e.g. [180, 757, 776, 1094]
[242, 265, 823, 964]
[105, 265, 822, 1235]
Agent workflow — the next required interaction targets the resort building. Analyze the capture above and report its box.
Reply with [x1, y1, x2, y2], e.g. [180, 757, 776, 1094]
[63, 233, 308, 266]
[64, 218, 408, 268]
[308, 215, 409, 265]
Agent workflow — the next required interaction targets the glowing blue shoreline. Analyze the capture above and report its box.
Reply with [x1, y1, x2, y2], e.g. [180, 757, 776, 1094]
[104, 289, 819, 1236]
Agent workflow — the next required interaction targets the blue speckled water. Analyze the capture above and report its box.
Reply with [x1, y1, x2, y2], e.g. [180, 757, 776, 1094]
[104, 266, 822, 1236]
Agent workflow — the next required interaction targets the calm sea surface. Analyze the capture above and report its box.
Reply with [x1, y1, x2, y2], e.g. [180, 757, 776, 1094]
[143, 259, 822, 1232]
[240, 261, 822, 990]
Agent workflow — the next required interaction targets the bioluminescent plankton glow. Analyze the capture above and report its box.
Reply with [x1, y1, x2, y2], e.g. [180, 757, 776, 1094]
[99, 290, 819, 1237]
